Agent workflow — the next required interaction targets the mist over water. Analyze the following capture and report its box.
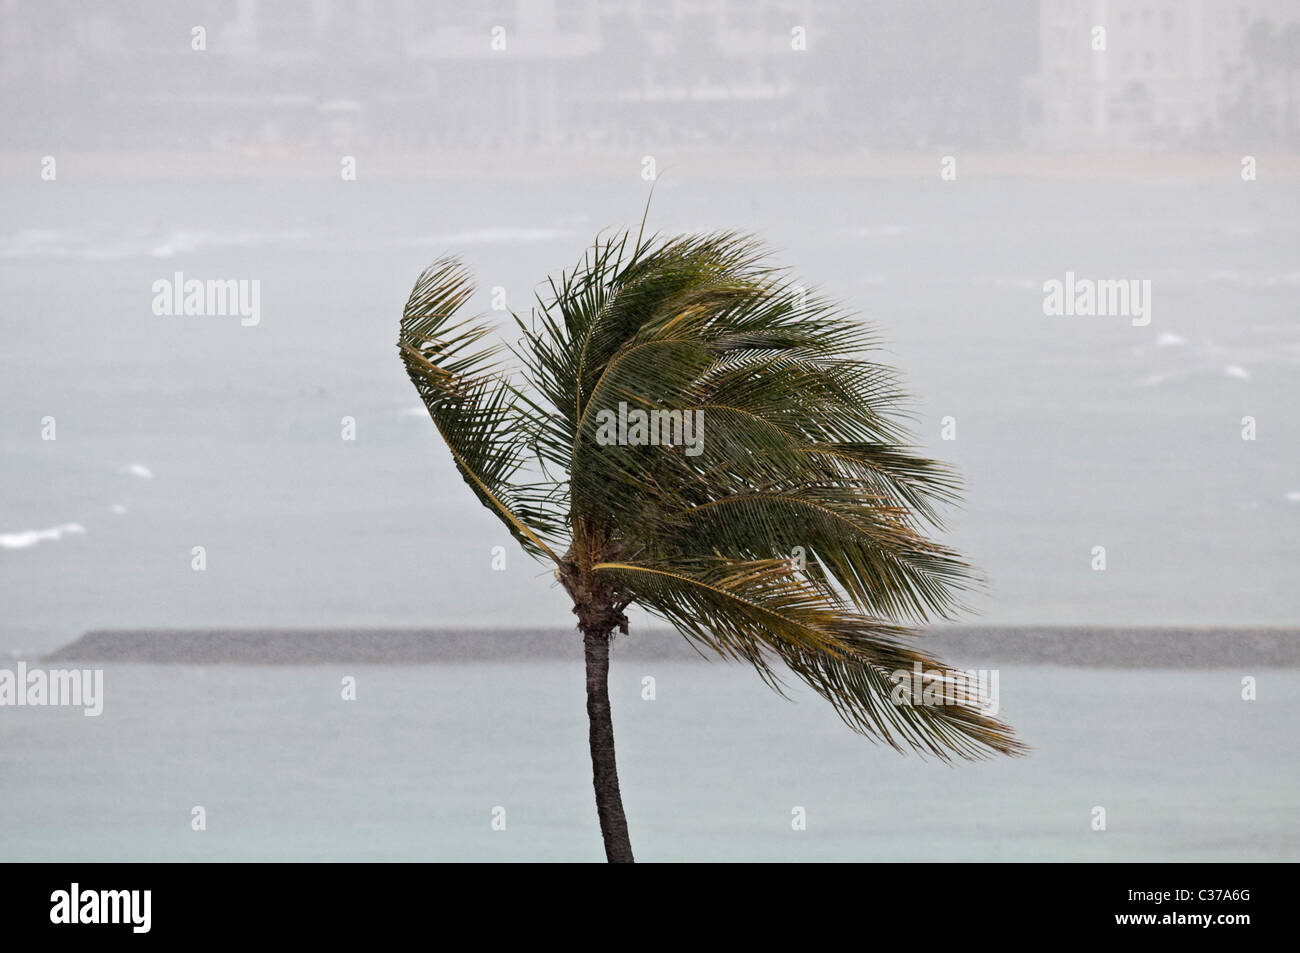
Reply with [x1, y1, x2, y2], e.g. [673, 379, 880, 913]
[2, 176, 1297, 654]
[2, 1, 1299, 868]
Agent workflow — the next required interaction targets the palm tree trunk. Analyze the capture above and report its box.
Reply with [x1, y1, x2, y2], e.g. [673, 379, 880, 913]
[582, 625, 634, 862]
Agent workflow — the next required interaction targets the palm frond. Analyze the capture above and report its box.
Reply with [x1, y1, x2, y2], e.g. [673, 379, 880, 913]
[402, 230, 1024, 761]
[591, 557, 1023, 760]
[399, 258, 561, 562]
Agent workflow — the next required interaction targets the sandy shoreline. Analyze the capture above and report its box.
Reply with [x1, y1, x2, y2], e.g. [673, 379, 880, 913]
[6, 149, 1300, 181]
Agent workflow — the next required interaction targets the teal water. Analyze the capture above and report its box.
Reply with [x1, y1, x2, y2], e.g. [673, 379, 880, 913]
[1, 661, 1295, 862]
[2, 175, 1297, 861]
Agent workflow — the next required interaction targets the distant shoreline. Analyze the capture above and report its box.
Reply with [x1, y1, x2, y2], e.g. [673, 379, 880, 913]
[37, 626, 1300, 668]
[4, 150, 1298, 181]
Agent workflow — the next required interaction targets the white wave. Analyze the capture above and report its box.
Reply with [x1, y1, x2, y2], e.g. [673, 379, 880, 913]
[0, 522, 86, 550]
[1133, 335, 1300, 385]
[1262, 272, 1300, 287]
[0, 227, 315, 260]
[1136, 373, 1170, 387]
[2, 224, 574, 260]
[401, 227, 573, 247]
[1206, 269, 1300, 288]
[147, 228, 315, 258]
[852, 225, 907, 238]
[1131, 331, 1187, 359]
[123, 463, 153, 479]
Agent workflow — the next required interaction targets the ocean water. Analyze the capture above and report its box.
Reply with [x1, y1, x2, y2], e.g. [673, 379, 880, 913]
[1, 660, 1296, 862]
[1, 174, 1299, 654]
[2, 173, 1297, 860]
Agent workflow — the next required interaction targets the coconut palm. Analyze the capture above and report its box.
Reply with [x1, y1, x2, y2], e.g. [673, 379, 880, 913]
[398, 225, 1024, 863]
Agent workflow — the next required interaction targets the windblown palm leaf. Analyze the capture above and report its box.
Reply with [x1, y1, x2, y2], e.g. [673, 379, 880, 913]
[399, 228, 1025, 831]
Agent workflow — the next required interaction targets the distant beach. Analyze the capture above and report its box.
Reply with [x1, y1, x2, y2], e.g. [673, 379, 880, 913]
[4, 149, 1299, 182]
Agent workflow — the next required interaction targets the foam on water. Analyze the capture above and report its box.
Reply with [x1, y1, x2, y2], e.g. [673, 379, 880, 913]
[0, 522, 85, 550]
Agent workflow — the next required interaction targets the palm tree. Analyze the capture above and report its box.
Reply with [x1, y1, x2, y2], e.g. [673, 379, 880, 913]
[398, 225, 1024, 863]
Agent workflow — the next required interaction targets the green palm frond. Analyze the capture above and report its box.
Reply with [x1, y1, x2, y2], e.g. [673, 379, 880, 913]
[399, 258, 562, 561]
[401, 229, 1025, 761]
[591, 557, 1022, 760]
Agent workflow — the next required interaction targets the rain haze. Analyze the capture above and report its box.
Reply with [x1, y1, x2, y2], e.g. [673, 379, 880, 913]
[1, 1, 1298, 865]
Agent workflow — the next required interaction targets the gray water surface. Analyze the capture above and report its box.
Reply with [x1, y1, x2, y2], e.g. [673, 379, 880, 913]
[1, 661, 1294, 862]
[2, 176, 1298, 653]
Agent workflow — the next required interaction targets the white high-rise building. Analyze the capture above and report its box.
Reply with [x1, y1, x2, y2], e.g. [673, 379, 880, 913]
[1027, 0, 1300, 148]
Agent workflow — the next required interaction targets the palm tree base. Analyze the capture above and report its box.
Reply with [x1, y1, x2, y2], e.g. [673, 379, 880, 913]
[583, 625, 634, 863]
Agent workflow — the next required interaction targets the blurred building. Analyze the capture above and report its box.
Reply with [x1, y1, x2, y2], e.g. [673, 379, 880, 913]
[0, 0, 1038, 152]
[1026, 0, 1300, 149]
